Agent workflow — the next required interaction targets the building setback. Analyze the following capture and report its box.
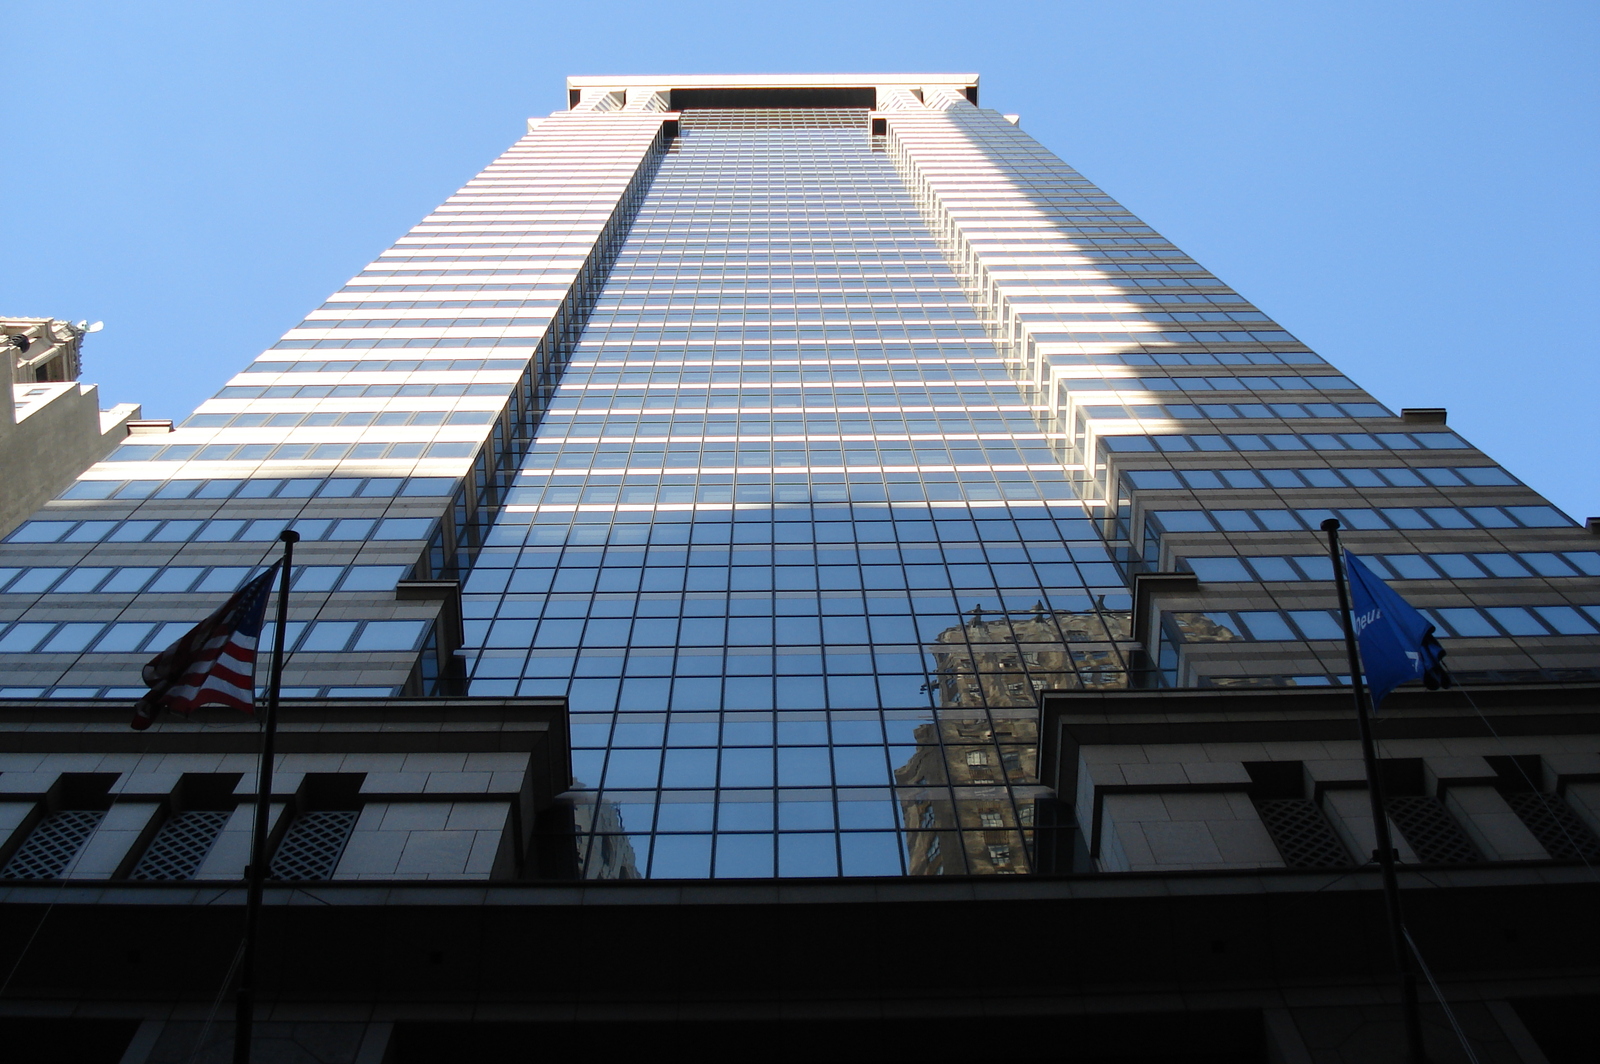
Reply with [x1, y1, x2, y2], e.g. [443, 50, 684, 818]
[1, 317, 142, 538]
[0, 75, 1595, 1063]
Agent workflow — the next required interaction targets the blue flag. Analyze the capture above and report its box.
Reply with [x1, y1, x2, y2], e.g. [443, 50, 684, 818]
[1344, 550, 1450, 707]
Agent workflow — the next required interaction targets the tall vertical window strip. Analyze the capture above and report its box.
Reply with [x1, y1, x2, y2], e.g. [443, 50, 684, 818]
[463, 111, 1132, 879]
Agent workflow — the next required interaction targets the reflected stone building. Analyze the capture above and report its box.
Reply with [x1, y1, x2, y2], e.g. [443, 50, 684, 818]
[0, 74, 1595, 1063]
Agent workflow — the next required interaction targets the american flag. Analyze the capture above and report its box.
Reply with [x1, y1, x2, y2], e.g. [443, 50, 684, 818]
[131, 562, 281, 730]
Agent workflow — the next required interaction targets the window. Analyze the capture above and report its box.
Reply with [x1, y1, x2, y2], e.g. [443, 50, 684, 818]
[979, 811, 1004, 828]
[986, 844, 1012, 865]
[965, 750, 989, 766]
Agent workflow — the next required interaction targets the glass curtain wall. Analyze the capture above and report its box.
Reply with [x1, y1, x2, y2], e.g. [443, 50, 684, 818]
[461, 110, 1134, 878]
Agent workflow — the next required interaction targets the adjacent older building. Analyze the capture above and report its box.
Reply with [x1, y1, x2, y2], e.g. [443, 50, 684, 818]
[0, 74, 1594, 1063]
[1, 317, 142, 538]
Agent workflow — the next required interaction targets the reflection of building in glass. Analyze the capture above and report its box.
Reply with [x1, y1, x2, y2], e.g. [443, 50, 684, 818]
[891, 604, 1126, 874]
[927, 602, 1132, 708]
[574, 794, 643, 879]
[893, 714, 1037, 875]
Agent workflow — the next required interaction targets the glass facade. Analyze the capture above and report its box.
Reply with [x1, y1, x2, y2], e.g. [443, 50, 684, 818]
[463, 111, 1126, 878]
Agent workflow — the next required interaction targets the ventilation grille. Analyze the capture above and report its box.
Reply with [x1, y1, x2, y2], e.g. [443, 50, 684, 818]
[1255, 798, 1350, 868]
[1387, 796, 1480, 864]
[132, 810, 231, 881]
[2, 810, 104, 879]
[1505, 792, 1600, 862]
[269, 810, 358, 881]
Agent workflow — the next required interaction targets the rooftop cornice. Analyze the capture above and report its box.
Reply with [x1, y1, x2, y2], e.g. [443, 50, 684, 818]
[566, 72, 978, 89]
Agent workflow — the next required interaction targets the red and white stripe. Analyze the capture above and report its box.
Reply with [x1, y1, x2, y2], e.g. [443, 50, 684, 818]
[131, 562, 279, 729]
[159, 628, 261, 712]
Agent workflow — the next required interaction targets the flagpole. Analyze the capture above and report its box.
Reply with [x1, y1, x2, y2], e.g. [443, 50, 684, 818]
[1321, 518, 1426, 1064]
[234, 529, 298, 1064]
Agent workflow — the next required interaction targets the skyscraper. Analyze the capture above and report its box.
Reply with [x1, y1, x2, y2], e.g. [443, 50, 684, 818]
[0, 75, 1595, 1062]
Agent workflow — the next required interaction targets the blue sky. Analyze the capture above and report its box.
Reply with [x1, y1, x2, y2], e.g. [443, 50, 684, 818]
[5, 0, 1596, 519]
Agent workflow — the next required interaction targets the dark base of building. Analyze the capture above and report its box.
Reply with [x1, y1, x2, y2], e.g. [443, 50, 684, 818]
[2, 869, 1594, 1064]
[18, 1007, 1582, 1064]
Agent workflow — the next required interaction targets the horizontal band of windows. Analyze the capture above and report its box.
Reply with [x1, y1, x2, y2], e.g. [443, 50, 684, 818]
[403, 229, 601, 238]
[185, 410, 490, 431]
[101, 439, 478, 464]
[292, 315, 549, 329]
[599, 261, 953, 272]
[472, 540, 1117, 576]
[1124, 465, 1517, 491]
[469, 658, 1119, 692]
[570, 348, 1018, 363]
[578, 328, 991, 342]
[585, 310, 980, 321]
[530, 442, 1061, 459]
[270, 337, 536, 351]
[1046, 350, 1329, 369]
[589, 295, 973, 305]
[1146, 503, 1572, 537]
[1169, 603, 1600, 643]
[381, 241, 597, 250]
[492, 547, 1107, 576]
[1065, 374, 1355, 393]
[1022, 310, 1273, 324]
[1010, 279, 1239, 292]
[0, 563, 407, 597]
[556, 381, 1021, 394]
[566, 360, 1015, 373]
[567, 714, 1040, 749]
[319, 300, 562, 314]
[947, 247, 1197, 263]
[1103, 431, 1467, 454]
[1081, 401, 1392, 421]
[356, 262, 959, 277]
[470, 619, 1121, 652]
[216, 382, 509, 399]
[476, 530, 1112, 562]
[1180, 550, 1600, 583]
[483, 672, 1120, 717]
[543, 406, 1043, 417]
[550, 419, 1054, 435]
[318, 294, 563, 308]
[538, 831, 949, 879]
[58, 475, 452, 503]
[241, 358, 527, 374]
[532, 434, 1062, 446]
[521, 466, 1071, 480]
[355, 266, 586, 276]
[1011, 291, 1241, 305]
[6, 514, 435, 547]
[466, 574, 1120, 605]
[552, 394, 1034, 410]
[498, 482, 1085, 512]
[1032, 329, 1294, 344]
[338, 283, 571, 293]
[490, 501, 1100, 530]
[0, 617, 429, 657]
